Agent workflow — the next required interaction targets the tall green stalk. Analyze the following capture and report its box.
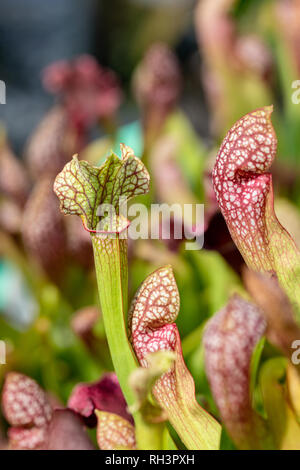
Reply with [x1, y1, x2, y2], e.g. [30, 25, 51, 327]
[54, 145, 174, 449]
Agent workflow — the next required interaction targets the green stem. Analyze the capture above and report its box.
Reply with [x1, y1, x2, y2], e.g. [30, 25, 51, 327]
[92, 234, 172, 449]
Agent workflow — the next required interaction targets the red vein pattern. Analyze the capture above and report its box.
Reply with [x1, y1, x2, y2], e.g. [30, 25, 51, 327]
[212, 106, 300, 310]
[54, 144, 149, 232]
[68, 373, 132, 427]
[25, 106, 71, 179]
[129, 266, 221, 450]
[2, 372, 53, 450]
[96, 411, 136, 450]
[203, 295, 272, 449]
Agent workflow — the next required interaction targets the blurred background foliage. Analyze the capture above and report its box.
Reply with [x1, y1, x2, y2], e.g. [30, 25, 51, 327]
[0, 0, 300, 449]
